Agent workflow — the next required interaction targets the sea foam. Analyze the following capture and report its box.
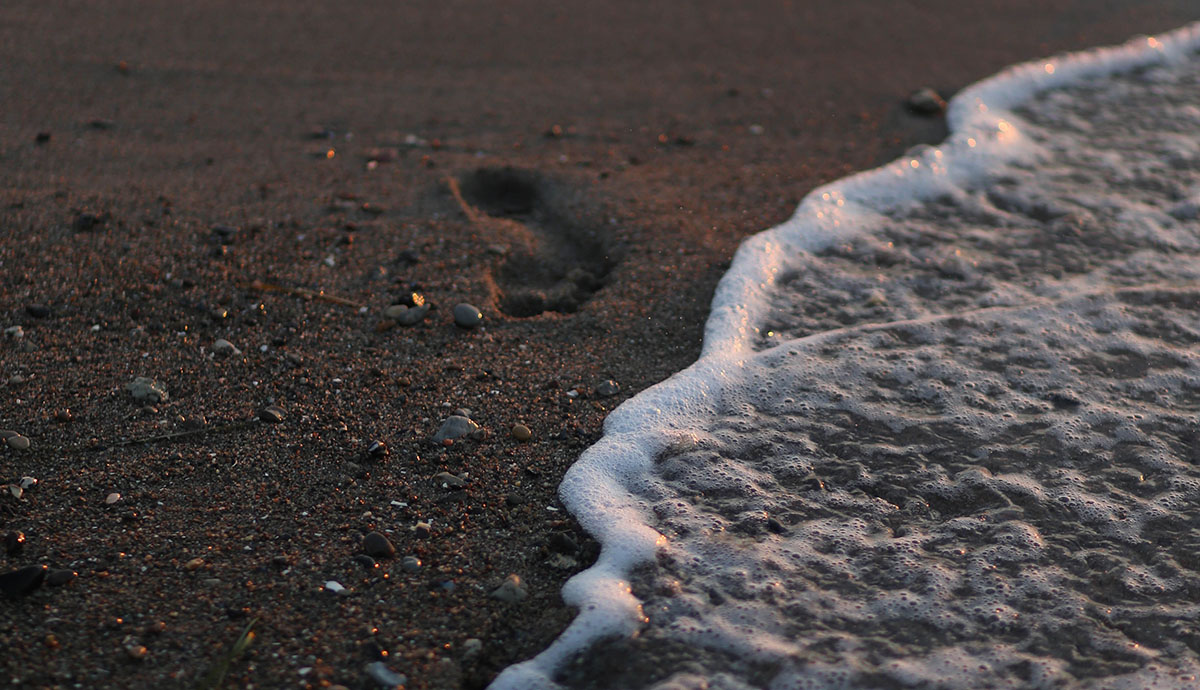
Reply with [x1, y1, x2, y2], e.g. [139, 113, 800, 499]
[494, 21, 1200, 690]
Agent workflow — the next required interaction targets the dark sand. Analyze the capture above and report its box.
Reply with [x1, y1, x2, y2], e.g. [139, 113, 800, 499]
[1, 2, 1195, 688]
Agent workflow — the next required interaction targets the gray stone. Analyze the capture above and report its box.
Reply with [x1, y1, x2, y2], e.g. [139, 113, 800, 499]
[490, 573, 528, 603]
[432, 472, 466, 490]
[385, 303, 429, 326]
[907, 87, 947, 115]
[462, 638, 483, 660]
[365, 661, 407, 688]
[0, 565, 46, 598]
[212, 338, 242, 356]
[5, 435, 30, 451]
[362, 532, 395, 559]
[452, 303, 483, 328]
[401, 555, 421, 572]
[259, 405, 285, 423]
[126, 377, 168, 403]
[595, 379, 621, 397]
[46, 568, 76, 586]
[433, 415, 479, 443]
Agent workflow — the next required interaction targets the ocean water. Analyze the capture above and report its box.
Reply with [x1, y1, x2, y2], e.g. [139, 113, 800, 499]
[496, 23, 1200, 690]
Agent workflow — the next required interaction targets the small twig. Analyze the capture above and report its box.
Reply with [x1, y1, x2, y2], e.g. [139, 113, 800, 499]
[241, 280, 364, 308]
[105, 419, 260, 448]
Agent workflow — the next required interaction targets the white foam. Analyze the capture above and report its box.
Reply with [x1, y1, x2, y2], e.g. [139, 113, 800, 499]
[492, 21, 1200, 690]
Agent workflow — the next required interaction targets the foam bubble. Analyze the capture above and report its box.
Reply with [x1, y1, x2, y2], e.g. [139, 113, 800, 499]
[493, 21, 1200, 690]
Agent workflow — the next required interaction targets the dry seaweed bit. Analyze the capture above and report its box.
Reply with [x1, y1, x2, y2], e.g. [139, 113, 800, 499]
[195, 618, 257, 690]
[241, 279, 364, 309]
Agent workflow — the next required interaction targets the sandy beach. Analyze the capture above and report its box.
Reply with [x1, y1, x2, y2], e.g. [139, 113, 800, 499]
[1, 2, 1196, 688]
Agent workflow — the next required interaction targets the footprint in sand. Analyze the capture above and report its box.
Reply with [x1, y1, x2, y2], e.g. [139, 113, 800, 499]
[450, 167, 616, 317]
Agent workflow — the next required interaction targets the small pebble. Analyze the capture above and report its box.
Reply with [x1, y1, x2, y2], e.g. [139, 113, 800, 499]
[212, 338, 242, 356]
[104, 492, 121, 505]
[413, 522, 432, 539]
[432, 415, 479, 443]
[352, 554, 377, 570]
[4, 326, 24, 339]
[6, 485, 22, 500]
[25, 304, 51, 319]
[5, 434, 30, 451]
[4, 531, 25, 556]
[210, 224, 239, 243]
[462, 638, 483, 659]
[432, 472, 466, 490]
[452, 303, 483, 328]
[259, 405, 286, 423]
[126, 377, 168, 403]
[0, 564, 47, 598]
[362, 532, 396, 559]
[511, 423, 532, 442]
[547, 532, 578, 555]
[366, 440, 389, 457]
[401, 556, 421, 573]
[595, 379, 621, 397]
[125, 644, 149, 660]
[46, 569, 76, 586]
[907, 87, 947, 115]
[18, 477, 37, 490]
[324, 580, 347, 594]
[489, 573, 528, 603]
[184, 557, 204, 571]
[384, 303, 429, 326]
[365, 661, 407, 688]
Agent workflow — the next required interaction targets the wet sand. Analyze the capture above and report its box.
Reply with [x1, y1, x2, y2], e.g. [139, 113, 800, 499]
[0, 2, 1195, 688]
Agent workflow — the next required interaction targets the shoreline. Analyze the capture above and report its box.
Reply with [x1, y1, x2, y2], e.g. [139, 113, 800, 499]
[1, 3, 1196, 688]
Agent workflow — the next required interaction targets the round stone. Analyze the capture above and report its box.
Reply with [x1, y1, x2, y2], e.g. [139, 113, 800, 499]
[452, 303, 483, 328]
[126, 377, 168, 403]
[212, 338, 241, 356]
[511, 424, 532, 442]
[46, 569, 76, 586]
[5, 434, 30, 451]
[907, 87, 947, 115]
[595, 379, 621, 397]
[4, 531, 25, 556]
[25, 304, 51, 319]
[258, 405, 285, 423]
[433, 415, 479, 443]
[489, 573, 528, 603]
[362, 531, 396, 559]
[0, 565, 47, 598]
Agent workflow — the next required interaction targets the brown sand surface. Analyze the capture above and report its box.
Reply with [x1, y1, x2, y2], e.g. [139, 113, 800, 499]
[1, 2, 1195, 688]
